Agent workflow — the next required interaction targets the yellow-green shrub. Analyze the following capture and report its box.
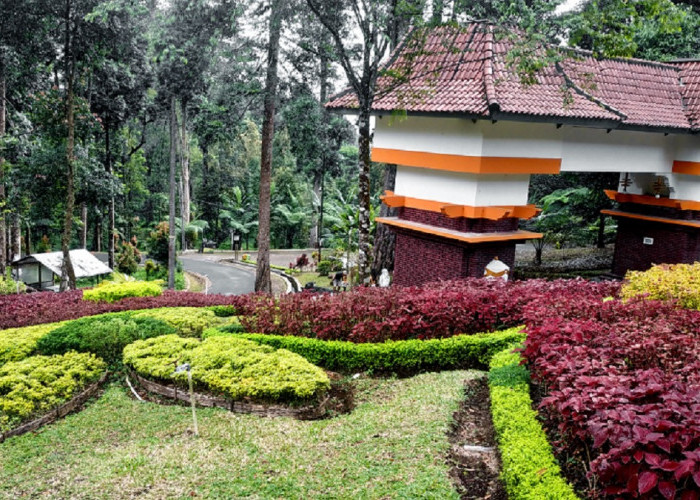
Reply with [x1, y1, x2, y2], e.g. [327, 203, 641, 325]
[0, 322, 66, 367]
[83, 281, 163, 303]
[124, 335, 330, 403]
[0, 352, 106, 432]
[132, 307, 227, 337]
[621, 262, 700, 309]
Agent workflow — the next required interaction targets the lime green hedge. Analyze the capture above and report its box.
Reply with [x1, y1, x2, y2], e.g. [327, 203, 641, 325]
[124, 335, 330, 403]
[133, 307, 229, 337]
[83, 281, 163, 303]
[488, 348, 578, 500]
[36, 313, 176, 365]
[203, 326, 525, 374]
[0, 322, 66, 367]
[0, 352, 106, 432]
[621, 262, 700, 309]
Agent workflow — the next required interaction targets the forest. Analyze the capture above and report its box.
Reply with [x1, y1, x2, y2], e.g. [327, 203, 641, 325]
[1, 0, 699, 291]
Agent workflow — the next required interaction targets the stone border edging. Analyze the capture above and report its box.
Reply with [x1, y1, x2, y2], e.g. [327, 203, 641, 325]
[0, 370, 109, 443]
[127, 370, 330, 420]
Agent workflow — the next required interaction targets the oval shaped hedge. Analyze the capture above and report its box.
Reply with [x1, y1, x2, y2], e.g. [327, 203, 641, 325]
[0, 352, 106, 432]
[83, 281, 164, 303]
[124, 335, 330, 403]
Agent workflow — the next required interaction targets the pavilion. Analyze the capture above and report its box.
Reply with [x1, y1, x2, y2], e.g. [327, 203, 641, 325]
[12, 249, 112, 291]
[327, 23, 700, 286]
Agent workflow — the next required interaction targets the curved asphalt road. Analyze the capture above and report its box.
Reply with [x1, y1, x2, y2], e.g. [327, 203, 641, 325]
[179, 255, 255, 295]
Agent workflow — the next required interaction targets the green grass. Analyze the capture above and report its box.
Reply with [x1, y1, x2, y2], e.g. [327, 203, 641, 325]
[295, 271, 332, 288]
[0, 370, 475, 499]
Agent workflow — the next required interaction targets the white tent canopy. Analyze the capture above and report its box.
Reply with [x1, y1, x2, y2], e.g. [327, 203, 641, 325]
[12, 249, 112, 290]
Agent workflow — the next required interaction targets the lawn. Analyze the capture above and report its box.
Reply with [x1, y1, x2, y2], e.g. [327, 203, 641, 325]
[0, 370, 476, 499]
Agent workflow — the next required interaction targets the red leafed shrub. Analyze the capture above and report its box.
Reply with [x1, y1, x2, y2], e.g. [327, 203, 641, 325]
[239, 278, 620, 342]
[0, 290, 254, 329]
[522, 298, 700, 499]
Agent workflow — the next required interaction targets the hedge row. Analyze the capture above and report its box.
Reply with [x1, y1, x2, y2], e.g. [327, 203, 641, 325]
[123, 335, 330, 403]
[83, 281, 163, 303]
[204, 326, 526, 374]
[0, 351, 106, 432]
[0, 322, 66, 367]
[488, 348, 578, 500]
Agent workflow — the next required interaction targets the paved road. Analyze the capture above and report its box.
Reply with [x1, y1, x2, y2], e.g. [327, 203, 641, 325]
[179, 255, 255, 295]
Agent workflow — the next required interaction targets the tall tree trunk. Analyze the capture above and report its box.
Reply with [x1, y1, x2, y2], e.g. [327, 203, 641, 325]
[80, 202, 87, 248]
[0, 64, 6, 274]
[357, 105, 372, 284]
[25, 222, 31, 255]
[255, 0, 282, 294]
[597, 212, 606, 249]
[168, 98, 177, 290]
[313, 41, 330, 258]
[309, 173, 321, 248]
[371, 164, 397, 279]
[180, 100, 190, 250]
[10, 214, 20, 261]
[105, 120, 115, 269]
[60, 0, 77, 291]
[93, 212, 102, 252]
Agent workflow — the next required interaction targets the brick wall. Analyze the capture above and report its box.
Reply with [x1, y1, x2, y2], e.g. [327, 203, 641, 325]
[399, 208, 519, 232]
[612, 218, 700, 276]
[392, 229, 517, 287]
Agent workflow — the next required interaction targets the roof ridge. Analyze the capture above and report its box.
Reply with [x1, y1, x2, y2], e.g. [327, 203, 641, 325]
[554, 61, 627, 121]
[559, 46, 681, 72]
[482, 25, 500, 113]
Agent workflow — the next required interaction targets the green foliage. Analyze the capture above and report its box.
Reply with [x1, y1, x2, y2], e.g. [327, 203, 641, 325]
[208, 305, 238, 317]
[147, 222, 170, 264]
[488, 348, 577, 500]
[132, 307, 227, 337]
[0, 352, 106, 432]
[83, 281, 163, 303]
[0, 270, 26, 295]
[203, 327, 526, 374]
[317, 260, 332, 275]
[0, 322, 66, 367]
[124, 335, 330, 403]
[115, 239, 141, 275]
[35, 313, 176, 365]
[621, 262, 700, 309]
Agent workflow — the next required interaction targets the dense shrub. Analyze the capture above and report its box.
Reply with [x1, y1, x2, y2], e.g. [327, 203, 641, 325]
[124, 335, 330, 403]
[0, 322, 66, 366]
[522, 298, 700, 499]
[115, 239, 141, 275]
[36, 313, 176, 365]
[239, 279, 619, 342]
[621, 262, 700, 309]
[0, 271, 26, 295]
[0, 290, 248, 329]
[83, 281, 163, 303]
[204, 326, 525, 374]
[132, 307, 227, 337]
[488, 348, 577, 499]
[0, 352, 106, 432]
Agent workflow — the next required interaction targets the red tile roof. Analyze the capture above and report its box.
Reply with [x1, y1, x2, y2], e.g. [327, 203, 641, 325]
[326, 24, 700, 132]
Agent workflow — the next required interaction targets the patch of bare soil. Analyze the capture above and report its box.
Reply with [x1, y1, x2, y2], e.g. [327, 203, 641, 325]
[448, 376, 507, 500]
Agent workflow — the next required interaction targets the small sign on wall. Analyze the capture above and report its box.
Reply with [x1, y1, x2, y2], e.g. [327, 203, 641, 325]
[643, 237, 654, 245]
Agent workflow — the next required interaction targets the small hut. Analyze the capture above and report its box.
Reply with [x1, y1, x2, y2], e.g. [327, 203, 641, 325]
[12, 249, 112, 291]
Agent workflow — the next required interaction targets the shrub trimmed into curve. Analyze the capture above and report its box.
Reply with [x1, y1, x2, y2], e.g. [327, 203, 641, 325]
[488, 348, 578, 500]
[0, 351, 106, 432]
[203, 326, 525, 374]
[0, 322, 67, 367]
[124, 335, 331, 404]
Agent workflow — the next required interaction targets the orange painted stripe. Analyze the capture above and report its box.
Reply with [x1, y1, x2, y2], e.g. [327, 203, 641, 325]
[372, 148, 561, 174]
[604, 190, 700, 211]
[380, 192, 540, 220]
[672, 161, 700, 175]
[375, 217, 543, 243]
[601, 210, 700, 229]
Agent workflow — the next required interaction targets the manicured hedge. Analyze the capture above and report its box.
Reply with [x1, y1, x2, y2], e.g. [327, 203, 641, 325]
[0, 352, 106, 432]
[36, 313, 177, 365]
[0, 322, 66, 367]
[204, 326, 525, 374]
[621, 262, 700, 309]
[239, 279, 619, 342]
[0, 290, 247, 329]
[133, 307, 229, 337]
[83, 281, 163, 303]
[488, 348, 578, 500]
[124, 335, 330, 403]
[522, 296, 700, 498]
